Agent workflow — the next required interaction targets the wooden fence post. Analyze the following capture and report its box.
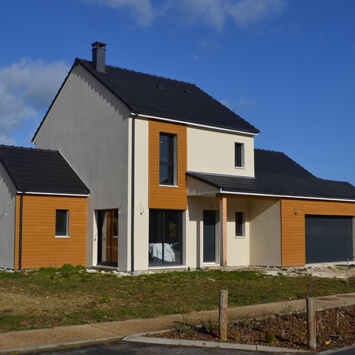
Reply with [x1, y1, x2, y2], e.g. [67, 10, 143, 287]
[219, 290, 228, 341]
[307, 297, 316, 350]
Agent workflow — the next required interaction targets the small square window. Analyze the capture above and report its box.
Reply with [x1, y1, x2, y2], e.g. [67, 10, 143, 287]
[235, 212, 244, 237]
[56, 210, 69, 236]
[235, 143, 244, 168]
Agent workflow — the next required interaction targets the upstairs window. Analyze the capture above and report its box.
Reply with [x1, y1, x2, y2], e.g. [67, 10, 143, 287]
[235, 143, 244, 168]
[235, 212, 244, 237]
[159, 133, 176, 185]
[56, 210, 69, 237]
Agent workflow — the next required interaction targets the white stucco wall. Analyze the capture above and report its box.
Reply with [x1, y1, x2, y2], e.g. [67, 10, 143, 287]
[0, 163, 16, 269]
[33, 64, 131, 270]
[249, 200, 281, 267]
[187, 126, 255, 177]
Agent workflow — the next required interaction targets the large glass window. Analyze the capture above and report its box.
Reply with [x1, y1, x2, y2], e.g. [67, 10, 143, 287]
[159, 133, 176, 185]
[56, 210, 69, 236]
[149, 209, 183, 265]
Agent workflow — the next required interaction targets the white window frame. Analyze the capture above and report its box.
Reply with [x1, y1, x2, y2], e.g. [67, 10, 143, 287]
[55, 209, 70, 238]
[235, 211, 246, 238]
[235, 143, 245, 169]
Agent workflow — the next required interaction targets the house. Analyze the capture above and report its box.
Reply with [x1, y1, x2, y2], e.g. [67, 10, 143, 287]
[5, 41, 355, 271]
[0, 146, 89, 270]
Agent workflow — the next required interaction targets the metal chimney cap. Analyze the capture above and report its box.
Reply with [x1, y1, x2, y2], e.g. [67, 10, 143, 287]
[91, 41, 107, 49]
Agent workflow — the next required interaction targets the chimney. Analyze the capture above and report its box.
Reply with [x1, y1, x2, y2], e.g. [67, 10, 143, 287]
[91, 41, 107, 73]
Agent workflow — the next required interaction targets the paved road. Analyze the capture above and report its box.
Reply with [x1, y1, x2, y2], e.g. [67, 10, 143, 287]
[24, 340, 355, 355]
[27, 341, 288, 354]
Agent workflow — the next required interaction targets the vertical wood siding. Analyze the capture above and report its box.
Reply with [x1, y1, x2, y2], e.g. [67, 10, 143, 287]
[14, 194, 87, 270]
[281, 198, 355, 267]
[149, 120, 187, 210]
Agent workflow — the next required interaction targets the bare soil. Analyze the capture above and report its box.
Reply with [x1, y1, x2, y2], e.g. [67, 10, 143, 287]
[153, 305, 355, 352]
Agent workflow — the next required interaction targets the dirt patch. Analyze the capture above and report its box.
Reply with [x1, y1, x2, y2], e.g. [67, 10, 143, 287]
[0, 291, 95, 316]
[236, 264, 355, 279]
[151, 305, 355, 352]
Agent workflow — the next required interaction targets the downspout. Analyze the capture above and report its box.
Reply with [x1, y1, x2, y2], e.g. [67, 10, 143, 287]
[18, 194, 23, 271]
[131, 114, 138, 273]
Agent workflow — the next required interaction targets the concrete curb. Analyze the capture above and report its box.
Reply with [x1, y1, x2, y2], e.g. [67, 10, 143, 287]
[123, 332, 307, 353]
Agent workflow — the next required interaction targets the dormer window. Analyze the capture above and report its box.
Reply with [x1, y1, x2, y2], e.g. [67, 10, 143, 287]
[235, 143, 244, 168]
[159, 133, 177, 185]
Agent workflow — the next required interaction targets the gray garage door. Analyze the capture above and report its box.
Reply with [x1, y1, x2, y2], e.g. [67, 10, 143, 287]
[305, 215, 353, 264]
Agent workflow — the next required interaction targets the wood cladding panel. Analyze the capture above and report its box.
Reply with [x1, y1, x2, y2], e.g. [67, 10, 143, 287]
[14, 195, 87, 270]
[149, 120, 187, 210]
[281, 199, 355, 267]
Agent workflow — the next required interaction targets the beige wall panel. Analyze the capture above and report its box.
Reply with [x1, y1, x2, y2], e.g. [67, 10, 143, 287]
[133, 119, 149, 271]
[15, 195, 87, 270]
[226, 199, 250, 266]
[187, 126, 255, 177]
[186, 176, 219, 196]
[249, 200, 281, 267]
[281, 199, 355, 267]
[186, 197, 220, 269]
[149, 120, 187, 210]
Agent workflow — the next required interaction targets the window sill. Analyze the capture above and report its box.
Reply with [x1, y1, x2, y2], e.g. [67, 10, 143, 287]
[235, 166, 245, 170]
[159, 184, 179, 188]
[55, 235, 70, 239]
[235, 236, 247, 239]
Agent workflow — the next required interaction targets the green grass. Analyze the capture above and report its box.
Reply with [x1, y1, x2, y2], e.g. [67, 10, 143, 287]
[0, 265, 354, 332]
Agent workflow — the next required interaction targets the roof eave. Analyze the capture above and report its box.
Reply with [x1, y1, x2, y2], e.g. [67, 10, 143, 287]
[133, 113, 259, 136]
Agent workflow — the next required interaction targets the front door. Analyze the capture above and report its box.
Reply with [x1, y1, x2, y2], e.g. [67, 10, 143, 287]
[97, 210, 118, 266]
[203, 210, 216, 263]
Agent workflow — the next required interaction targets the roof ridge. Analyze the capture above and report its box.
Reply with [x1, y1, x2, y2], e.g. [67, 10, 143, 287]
[317, 177, 353, 185]
[78, 58, 197, 87]
[255, 148, 285, 154]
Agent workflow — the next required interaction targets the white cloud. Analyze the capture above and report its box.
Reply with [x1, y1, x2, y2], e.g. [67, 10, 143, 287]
[227, 0, 285, 29]
[0, 59, 69, 145]
[80, 0, 285, 30]
[220, 96, 255, 113]
[81, 0, 156, 26]
[236, 96, 255, 110]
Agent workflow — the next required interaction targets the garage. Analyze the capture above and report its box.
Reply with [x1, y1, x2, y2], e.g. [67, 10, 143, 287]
[305, 215, 353, 264]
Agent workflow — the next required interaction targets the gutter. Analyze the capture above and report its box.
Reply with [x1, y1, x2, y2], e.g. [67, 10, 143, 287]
[219, 189, 355, 203]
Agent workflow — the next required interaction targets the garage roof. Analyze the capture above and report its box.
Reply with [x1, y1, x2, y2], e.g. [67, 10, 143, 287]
[0, 146, 90, 195]
[187, 149, 355, 201]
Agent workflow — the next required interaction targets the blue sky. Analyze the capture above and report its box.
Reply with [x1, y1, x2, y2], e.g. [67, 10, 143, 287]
[0, 0, 354, 185]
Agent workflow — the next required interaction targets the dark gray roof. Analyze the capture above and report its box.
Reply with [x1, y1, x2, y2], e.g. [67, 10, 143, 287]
[187, 149, 355, 200]
[75, 59, 259, 134]
[0, 146, 90, 195]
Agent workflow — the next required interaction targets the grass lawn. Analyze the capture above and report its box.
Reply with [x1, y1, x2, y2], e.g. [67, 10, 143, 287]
[0, 264, 354, 332]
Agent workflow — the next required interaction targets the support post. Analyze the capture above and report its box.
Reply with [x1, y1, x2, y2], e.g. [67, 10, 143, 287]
[219, 196, 227, 266]
[307, 298, 316, 350]
[219, 290, 228, 341]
